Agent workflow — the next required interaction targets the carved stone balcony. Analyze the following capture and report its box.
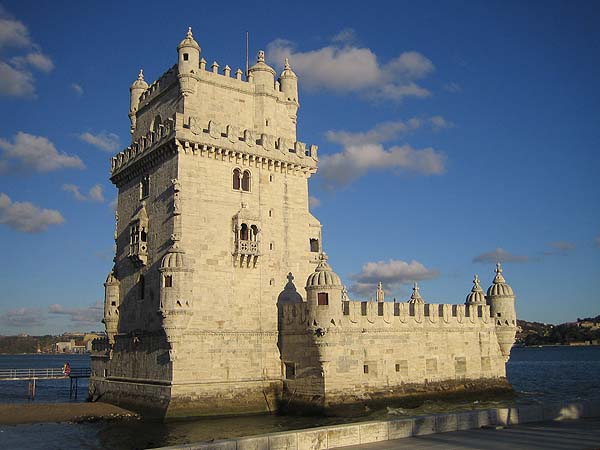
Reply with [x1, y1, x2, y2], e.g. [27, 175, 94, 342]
[129, 241, 148, 266]
[237, 240, 259, 255]
[234, 240, 259, 268]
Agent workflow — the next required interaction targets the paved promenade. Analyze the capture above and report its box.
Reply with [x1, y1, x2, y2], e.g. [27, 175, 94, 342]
[342, 418, 600, 450]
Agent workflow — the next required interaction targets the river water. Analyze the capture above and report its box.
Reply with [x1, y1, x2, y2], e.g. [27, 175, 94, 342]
[1, 346, 599, 450]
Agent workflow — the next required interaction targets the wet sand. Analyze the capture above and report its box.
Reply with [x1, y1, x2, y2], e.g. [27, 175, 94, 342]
[0, 402, 138, 425]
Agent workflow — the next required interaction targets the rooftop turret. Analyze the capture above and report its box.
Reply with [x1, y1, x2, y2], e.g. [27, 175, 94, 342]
[306, 253, 342, 289]
[465, 274, 486, 305]
[177, 26, 200, 52]
[486, 262, 514, 297]
[248, 50, 276, 89]
[408, 282, 425, 304]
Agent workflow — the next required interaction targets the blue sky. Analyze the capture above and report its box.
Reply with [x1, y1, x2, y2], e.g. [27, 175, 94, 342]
[0, 0, 598, 334]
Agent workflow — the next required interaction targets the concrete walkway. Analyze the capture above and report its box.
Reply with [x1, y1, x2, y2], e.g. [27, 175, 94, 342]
[341, 418, 600, 450]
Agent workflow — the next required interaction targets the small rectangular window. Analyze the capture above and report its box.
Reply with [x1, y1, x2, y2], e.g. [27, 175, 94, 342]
[284, 362, 296, 379]
[363, 364, 369, 374]
[140, 176, 150, 199]
[317, 292, 329, 305]
[164, 275, 173, 288]
[183, 53, 189, 61]
[310, 238, 319, 253]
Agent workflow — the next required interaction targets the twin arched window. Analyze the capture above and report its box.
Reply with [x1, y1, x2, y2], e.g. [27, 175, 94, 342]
[233, 168, 251, 192]
[239, 223, 259, 241]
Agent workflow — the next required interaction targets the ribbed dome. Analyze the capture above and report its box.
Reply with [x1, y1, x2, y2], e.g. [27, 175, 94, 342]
[280, 58, 297, 79]
[466, 274, 486, 304]
[408, 282, 425, 304]
[131, 69, 148, 90]
[160, 248, 186, 269]
[486, 263, 514, 297]
[178, 27, 200, 51]
[249, 50, 276, 76]
[306, 253, 342, 288]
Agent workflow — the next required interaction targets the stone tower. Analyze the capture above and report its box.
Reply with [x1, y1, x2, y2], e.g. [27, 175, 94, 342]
[486, 263, 517, 361]
[91, 28, 322, 417]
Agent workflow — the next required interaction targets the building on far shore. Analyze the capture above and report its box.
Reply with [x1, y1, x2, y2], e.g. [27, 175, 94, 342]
[90, 28, 517, 418]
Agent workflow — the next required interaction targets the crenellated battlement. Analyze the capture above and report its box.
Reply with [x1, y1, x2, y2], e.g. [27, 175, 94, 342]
[281, 300, 492, 329]
[110, 113, 318, 179]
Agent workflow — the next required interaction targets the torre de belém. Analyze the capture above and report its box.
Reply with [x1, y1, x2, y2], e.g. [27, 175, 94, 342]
[90, 28, 518, 418]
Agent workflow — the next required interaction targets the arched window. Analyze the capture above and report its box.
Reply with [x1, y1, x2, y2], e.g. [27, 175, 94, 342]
[242, 170, 251, 192]
[152, 115, 162, 132]
[233, 168, 241, 190]
[240, 223, 249, 241]
[250, 225, 259, 242]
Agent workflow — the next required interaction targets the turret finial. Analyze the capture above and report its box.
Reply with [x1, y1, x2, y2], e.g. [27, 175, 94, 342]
[187, 26, 193, 38]
[284, 57, 291, 70]
[409, 281, 424, 304]
[138, 69, 144, 80]
[495, 262, 502, 274]
[493, 262, 506, 284]
[257, 50, 265, 63]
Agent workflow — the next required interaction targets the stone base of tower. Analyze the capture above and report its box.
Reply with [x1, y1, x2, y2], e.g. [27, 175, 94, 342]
[89, 376, 282, 419]
[281, 377, 514, 416]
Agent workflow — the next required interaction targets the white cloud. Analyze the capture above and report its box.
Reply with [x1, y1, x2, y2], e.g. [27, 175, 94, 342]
[0, 307, 45, 327]
[319, 143, 445, 189]
[473, 248, 528, 263]
[48, 302, 103, 325]
[326, 118, 423, 146]
[266, 33, 434, 103]
[350, 259, 438, 298]
[11, 52, 54, 72]
[309, 196, 321, 209]
[0, 192, 64, 232]
[0, 9, 54, 98]
[62, 183, 105, 202]
[543, 241, 575, 256]
[0, 60, 35, 97]
[331, 28, 357, 44]
[78, 131, 120, 152]
[71, 83, 83, 96]
[430, 115, 454, 131]
[0, 16, 31, 49]
[0, 132, 84, 172]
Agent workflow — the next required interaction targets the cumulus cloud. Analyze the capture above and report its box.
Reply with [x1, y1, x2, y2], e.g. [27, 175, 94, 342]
[266, 33, 434, 103]
[309, 196, 321, 209]
[473, 248, 528, 263]
[349, 259, 438, 298]
[0, 132, 84, 172]
[319, 143, 445, 189]
[0, 307, 45, 327]
[48, 302, 103, 325]
[0, 192, 64, 232]
[62, 183, 105, 202]
[430, 115, 454, 131]
[0, 9, 54, 98]
[320, 117, 448, 188]
[71, 83, 83, 96]
[326, 118, 423, 147]
[78, 131, 120, 152]
[11, 52, 54, 72]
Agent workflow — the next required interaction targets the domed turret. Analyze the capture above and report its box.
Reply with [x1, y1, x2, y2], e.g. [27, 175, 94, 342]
[129, 69, 148, 132]
[159, 243, 194, 361]
[103, 270, 120, 345]
[305, 253, 343, 327]
[486, 262, 517, 361]
[248, 50, 276, 90]
[408, 282, 425, 304]
[279, 58, 298, 104]
[465, 274, 486, 305]
[177, 27, 200, 96]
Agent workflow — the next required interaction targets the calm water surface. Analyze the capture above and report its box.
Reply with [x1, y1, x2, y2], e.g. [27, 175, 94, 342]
[1, 346, 599, 450]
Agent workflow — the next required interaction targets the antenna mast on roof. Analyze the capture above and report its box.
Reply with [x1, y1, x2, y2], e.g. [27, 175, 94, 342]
[245, 31, 249, 78]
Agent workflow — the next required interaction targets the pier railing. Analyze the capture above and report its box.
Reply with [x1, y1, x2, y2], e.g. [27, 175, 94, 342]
[0, 367, 91, 381]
